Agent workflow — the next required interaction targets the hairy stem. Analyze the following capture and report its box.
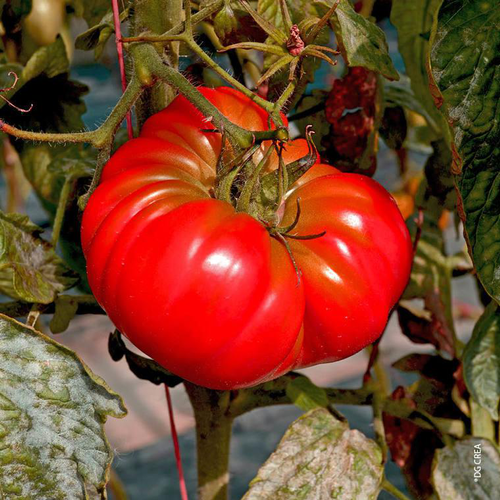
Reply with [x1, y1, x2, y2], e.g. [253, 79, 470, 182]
[134, 43, 267, 148]
[132, 0, 183, 123]
[185, 384, 233, 500]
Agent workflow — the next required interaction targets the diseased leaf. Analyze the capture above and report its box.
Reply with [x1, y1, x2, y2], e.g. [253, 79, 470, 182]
[0, 211, 77, 303]
[429, 0, 500, 304]
[243, 408, 383, 500]
[321, 66, 380, 175]
[393, 353, 457, 382]
[315, 0, 398, 80]
[0, 314, 126, 499]
[391, 0, 450, 137]
[400, 201, 456, 356]
[383, 75, 436, 127]
[286, 376, 328, 411]
[463, 302, 500, 421]
[432, 438, 500, 500]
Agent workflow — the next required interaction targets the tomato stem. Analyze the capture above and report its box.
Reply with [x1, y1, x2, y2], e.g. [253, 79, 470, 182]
[111, 0, 133, 139]
[51, 175, 73, 248]
[184, 384, 233, 500]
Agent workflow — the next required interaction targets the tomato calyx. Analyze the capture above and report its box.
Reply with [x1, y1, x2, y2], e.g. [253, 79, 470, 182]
[213, 126, 319, 231]
[258, 126, 318, 219]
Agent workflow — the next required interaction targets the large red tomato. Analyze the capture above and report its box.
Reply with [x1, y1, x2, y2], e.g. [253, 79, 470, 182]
[81, 87, 412, 389]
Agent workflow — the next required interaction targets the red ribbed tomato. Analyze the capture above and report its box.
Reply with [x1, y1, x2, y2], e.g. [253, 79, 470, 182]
[81, 87, 412, 389]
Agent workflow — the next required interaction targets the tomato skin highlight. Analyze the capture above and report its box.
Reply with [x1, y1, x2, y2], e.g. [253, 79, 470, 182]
[82, 87, 412, 389]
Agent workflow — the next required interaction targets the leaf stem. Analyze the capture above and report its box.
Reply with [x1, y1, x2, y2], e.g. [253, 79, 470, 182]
[108, 469, 129, 500]
[123, 0, 224, 41]
[51, 176, 73, 247]
[0, 295, 104, 317]
[274, 81, 297, 112]
[382, 478, 412, 500]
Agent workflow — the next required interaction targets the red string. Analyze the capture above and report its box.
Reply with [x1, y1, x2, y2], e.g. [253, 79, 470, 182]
[111, 0, 133, 140]
[165, 385, 189, 500]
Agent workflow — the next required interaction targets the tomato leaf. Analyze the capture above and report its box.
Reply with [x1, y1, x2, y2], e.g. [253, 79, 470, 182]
[0, 314, 126, 498]
[6, 0, 32, 17]
[390, 0, 450, 137]
[0, 37, 88, 135]
[432, 438, 500, 499]
[243, 408, 384, 499]
[315, 0, 398, 80]
[400, 204, 456, 357]
[0, 211, 77, 303]
[463, 302, 500, 421]
[50, 295, 80, 334]
[293, 90, 330, 150]
[75, 7, 130, 60]
[286, 376, 328, 411]
[383, 75, 435, 124]
[108, 331, 183, 388]
[429, 0, 500, 304]
[69, 0, 112, 28]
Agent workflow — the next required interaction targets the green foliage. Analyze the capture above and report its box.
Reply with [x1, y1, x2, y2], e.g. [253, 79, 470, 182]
[286, 376, 329, 411]
[316, 0, 398, 80]
[49, 295, 80, 334]
[400, 198, 456, 356]
[75, 7, 130, 60]
[463, 302, 500, 421]
[243, 408, 384, 500]
[391, 0, 450, 137]
[429, 0, 500, 304]
[0, 211, 77, 303]
[0, 314, 126, 498]
[69, 0, 112, 28]
[0, 0, 498, 497]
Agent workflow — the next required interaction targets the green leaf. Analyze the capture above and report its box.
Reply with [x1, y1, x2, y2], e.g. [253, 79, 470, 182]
[432, 438, 500, 499]
[258, 0, 319, 28]
[315, 0, 398, 80]
[0, 314, 126, 498]
[463, 302, 500, 421]
[243, 408, 383, 499]
[5, 0, 32, 17]
[0, 211, 77, 304]
[108, 331, 183, 387]
[75, 7, 130, 59]
[50, 295, 79, 334]
[429, 0, 500, 304]
[293, 89, 330, 150]
[391, 0, 450, 136]
[22, 35, 68, 80]
[0, 37, 88, 134]
[286, 376, 329, 411]
[69, 0, 111, 28]
[383, 74, 437, 125]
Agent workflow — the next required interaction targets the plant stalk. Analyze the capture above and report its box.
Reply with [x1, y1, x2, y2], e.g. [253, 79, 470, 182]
[184, 383, 233, 500]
